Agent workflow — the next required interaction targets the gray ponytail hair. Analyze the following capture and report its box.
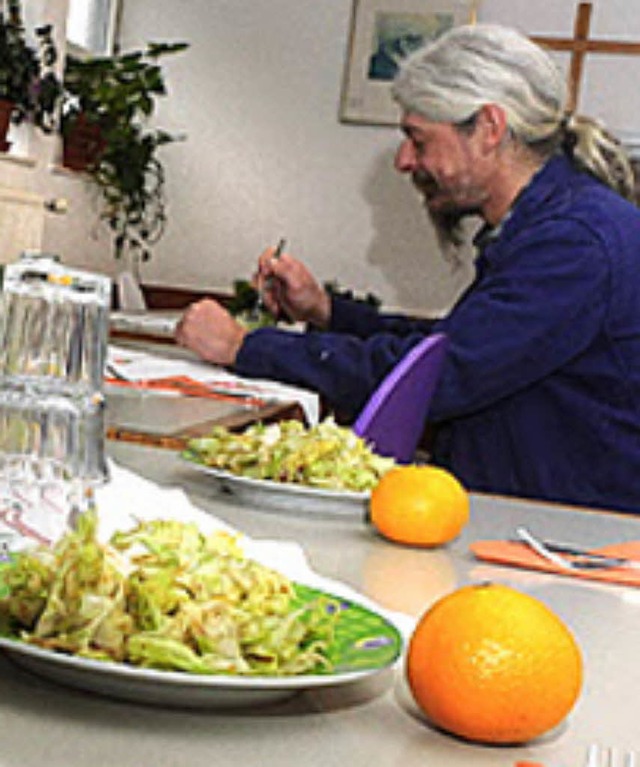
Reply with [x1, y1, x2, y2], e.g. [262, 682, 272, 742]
[562, 114, 635, 201]
[392, 23, 635, 201]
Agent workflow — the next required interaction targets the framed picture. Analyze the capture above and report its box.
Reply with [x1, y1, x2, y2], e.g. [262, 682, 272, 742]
[340, 0, 475, 126]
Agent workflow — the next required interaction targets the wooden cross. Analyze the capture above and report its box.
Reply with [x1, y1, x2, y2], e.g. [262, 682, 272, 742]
[530, 2, 640, 113]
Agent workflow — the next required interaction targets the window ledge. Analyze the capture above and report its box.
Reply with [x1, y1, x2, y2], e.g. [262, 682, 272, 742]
[0, 152, 37, 168]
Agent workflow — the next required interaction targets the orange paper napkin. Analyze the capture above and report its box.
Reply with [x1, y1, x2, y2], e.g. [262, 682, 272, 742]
[105, 374, 268, 408]
[470, 539, 640, 588]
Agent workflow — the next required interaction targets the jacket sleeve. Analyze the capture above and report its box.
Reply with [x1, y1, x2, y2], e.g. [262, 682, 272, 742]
[233, 324, 428, 419]
[234, 294, 438, 418]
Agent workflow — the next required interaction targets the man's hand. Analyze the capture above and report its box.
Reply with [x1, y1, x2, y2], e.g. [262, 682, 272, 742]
[175, 299, 247, 366]
[255, 247, 331, 328]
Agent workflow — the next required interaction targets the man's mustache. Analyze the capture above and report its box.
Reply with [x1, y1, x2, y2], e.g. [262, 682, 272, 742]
[411, 169, 440, 198]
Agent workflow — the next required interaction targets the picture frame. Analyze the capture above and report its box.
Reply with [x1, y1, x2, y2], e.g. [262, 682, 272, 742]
[340, 0, 475, 126]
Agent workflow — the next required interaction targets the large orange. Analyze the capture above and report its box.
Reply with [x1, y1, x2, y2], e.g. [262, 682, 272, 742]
[406, 583, 583, 744]
[369, 465, 469, 546]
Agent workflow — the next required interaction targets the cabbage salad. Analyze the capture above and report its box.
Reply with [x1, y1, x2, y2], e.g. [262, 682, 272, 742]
[0, 513, 339, 676]
[183, 418, 395, 492]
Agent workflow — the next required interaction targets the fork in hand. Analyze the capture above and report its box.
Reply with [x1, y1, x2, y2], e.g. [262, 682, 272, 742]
[248, 238, 286, 321]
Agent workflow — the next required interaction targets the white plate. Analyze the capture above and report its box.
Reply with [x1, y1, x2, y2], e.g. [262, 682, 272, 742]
[183, 460, 370, 516]
[0, 639, 368, 708]
[0, 585, 402, 709]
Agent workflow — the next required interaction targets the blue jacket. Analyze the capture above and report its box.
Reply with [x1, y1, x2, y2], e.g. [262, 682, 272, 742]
[235, 155, 640, 512]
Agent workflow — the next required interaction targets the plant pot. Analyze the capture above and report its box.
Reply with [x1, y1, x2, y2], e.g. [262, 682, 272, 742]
[0, 99, 15, 152]
[62, 114, 106, 171]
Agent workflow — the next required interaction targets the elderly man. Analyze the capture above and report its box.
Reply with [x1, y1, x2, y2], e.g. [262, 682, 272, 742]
[176, 24, 640, 513]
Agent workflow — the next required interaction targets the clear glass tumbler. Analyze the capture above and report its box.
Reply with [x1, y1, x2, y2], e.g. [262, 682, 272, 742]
[0, 254, 111, 548]
[0, 254, 111, 395]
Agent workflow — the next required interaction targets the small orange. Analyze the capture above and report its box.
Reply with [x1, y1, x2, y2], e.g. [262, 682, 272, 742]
[369, 465, 469, 546]
[406, 583, 583, 744]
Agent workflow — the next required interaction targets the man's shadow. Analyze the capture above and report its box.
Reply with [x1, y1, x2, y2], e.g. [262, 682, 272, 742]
[360, 148, 474, 313]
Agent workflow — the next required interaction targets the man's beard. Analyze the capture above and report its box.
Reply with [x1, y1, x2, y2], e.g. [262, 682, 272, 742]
[428, 207, 469, 249]
[411, 169, 481, 255]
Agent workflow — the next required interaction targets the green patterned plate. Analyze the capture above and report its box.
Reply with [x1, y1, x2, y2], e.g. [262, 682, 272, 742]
[293, 584, 403, 674]
[0, 568, 403, 708]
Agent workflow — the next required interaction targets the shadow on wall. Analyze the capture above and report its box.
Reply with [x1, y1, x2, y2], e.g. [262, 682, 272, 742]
[360, 148, 474, 313]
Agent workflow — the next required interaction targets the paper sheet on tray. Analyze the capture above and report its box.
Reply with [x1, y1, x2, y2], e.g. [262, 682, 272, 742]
[107, 344, 320, 425]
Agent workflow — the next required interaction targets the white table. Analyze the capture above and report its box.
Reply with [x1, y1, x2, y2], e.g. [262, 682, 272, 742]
[1, 440, 639, 767]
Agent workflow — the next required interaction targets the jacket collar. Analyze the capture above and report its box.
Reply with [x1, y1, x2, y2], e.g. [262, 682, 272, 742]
[472, 153, 574, 271]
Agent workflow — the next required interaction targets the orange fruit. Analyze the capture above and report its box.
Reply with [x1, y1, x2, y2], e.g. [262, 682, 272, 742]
[369, 465, 469, 546]
[406, 583, 583, 744]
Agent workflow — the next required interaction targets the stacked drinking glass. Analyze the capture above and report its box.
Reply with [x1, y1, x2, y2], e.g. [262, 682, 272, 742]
[0, 253, 111, 546]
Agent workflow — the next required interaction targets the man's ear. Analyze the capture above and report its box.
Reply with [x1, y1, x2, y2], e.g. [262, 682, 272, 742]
[474, 104, 509, 152]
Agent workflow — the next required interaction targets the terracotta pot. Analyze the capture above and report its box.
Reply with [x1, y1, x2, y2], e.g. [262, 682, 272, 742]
[0, 99, 15, 152]
[62, 114, 106, 171]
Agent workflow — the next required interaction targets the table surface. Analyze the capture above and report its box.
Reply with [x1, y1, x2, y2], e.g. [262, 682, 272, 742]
[2, 440, 639, 767]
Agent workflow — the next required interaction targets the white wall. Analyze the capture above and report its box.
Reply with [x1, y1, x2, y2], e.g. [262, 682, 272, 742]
[5, 0, 640, 315]
[110, 0, 475, 315]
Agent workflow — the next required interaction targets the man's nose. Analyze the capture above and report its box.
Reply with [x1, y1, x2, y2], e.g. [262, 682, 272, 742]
[394, 139, 415, 173]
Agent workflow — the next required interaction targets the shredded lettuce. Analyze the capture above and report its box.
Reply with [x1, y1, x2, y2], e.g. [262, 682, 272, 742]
[0, 512, 339, 675]
[184, 418, 395, 492]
